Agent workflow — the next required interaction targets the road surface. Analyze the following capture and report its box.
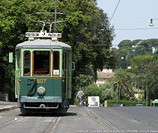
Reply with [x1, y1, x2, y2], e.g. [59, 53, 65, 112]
[0, 107, 158, 133]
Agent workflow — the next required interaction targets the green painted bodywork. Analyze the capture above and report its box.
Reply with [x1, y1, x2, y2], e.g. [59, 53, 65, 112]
[15, 48, 72, 102]
[21, 78, 62, 98]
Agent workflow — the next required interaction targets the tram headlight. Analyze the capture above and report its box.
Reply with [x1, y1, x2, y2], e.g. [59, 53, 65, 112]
[37, 86, 46, 96]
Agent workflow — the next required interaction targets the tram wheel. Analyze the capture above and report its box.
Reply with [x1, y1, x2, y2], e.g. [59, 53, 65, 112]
[20, 108, 30, 115]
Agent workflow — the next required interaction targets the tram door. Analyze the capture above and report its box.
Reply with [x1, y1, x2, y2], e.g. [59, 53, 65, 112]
[15, 51, 21, 98]
[68, 52, 72, 99]
[62, 51, 70, 99]
[62, 52, 66, 98]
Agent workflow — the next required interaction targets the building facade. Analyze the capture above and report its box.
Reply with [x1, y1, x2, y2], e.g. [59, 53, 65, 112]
[96, 69, 115, 87]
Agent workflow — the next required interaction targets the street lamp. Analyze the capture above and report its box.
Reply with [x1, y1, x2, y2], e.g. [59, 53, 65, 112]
[149, 19, 154, 26]
[149, 18, 158, 27]
[121, 56, 124, 60]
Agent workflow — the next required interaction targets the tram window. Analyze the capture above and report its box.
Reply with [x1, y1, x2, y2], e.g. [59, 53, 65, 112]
[24, 51, 30, 76]
[53, 51, 60, 76]
[33, 51, 50, 75]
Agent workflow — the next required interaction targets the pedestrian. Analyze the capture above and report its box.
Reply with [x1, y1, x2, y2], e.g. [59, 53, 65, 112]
[82, 99, 86, 107]
[76, 88, 84, 107]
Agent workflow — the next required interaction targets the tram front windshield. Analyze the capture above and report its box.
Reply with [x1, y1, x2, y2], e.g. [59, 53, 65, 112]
[34, 51, 50, 75]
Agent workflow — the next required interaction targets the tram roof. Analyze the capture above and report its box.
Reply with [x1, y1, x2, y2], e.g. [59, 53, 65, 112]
[16, 39, 71, 50]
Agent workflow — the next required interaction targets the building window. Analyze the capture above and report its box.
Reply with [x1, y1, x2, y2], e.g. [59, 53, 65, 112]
[33, 51, 50, 75]
[24, 51, 30, 76]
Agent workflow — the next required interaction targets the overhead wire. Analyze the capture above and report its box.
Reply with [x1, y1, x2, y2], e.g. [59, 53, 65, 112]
[115, 27, 158, 30]
[110, 0, 121, 22]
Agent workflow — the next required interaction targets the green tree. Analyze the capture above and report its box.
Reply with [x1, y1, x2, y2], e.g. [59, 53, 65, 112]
[99, 81, 115, 103]
[147, 39, 158, 52]
[147, 53, 158, 101]
[0, 0, 115, 102]
[130, 55, 153, 104]
[82, 82, 114, 105]
[113, 68, 134, 100]
[139, 40, 152, 55]
[60, 0, 115, 90]
[118, 40, 132, 49]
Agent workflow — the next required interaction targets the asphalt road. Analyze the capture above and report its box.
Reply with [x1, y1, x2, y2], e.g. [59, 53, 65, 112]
[0, 107, 158, 133]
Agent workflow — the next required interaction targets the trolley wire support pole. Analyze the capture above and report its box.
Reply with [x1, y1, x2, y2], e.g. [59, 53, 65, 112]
[145, 71, 148, 106]
[117, 79, 119, 106]
[54, 0, 57, 33]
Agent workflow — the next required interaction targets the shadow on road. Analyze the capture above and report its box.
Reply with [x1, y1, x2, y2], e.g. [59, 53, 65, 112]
[63, 112, 77, 117]
[18, 111, 77, 117]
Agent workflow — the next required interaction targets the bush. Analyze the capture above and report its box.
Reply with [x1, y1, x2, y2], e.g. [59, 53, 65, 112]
[107, 100, 145, 107]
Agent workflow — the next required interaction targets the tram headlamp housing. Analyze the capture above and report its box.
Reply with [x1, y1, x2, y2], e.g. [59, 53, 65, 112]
[37, 86, 46, 96]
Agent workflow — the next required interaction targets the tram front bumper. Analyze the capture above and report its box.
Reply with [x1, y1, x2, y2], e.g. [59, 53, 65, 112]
[18, 97, 62, 109]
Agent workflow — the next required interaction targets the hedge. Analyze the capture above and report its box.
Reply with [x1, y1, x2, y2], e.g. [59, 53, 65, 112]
[106, 100, 145, 107]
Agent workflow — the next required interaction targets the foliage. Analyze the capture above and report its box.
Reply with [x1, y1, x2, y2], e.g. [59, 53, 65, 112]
[81, 82, 114, 105]
[130, 55, 153, 73]
[106, 38, 158, 104]
[147, 39, 158, 51]
[115, 39, 153, 69]
[118, 40, 132, 49]
[81, 68, 134, 105]
[0, 0, 115, 101]
[139, 40, 152, 52]
[99, 82, 115, 102]
[147, 54, 158, 100]
[80, 49, 158, 105]
[107, 100, 145, 107]
[82, 83, 101, 97]
[112, 68, 134, 100]
[130, 55, 158, 104]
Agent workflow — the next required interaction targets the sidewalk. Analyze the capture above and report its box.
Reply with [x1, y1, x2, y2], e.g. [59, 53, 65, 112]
[0, 101, 18, 112]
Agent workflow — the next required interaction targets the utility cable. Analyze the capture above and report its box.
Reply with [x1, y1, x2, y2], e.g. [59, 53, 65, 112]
[115, 27, 158, 30]
[110, 0, 121, 22]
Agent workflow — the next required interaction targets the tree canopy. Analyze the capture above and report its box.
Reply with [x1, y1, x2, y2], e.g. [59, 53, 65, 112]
[0, 0, 115, 101]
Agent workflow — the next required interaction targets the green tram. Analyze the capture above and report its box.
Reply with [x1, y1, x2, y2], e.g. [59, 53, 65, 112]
[12, 31, 74, 114]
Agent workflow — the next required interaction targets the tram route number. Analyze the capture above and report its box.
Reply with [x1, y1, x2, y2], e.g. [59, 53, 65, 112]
[37, 79, 47, 84]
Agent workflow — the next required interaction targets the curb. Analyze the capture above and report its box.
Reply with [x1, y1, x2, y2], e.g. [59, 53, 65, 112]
[70, 105, 77, 107]
[0, 106, 18, 112]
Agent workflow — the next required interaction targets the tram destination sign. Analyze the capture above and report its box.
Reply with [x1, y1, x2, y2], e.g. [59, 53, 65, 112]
[25, 31, 62, 40]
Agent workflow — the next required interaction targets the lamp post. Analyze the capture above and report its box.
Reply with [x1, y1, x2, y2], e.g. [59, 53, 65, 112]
[116, 79, 119, 106]
[143, 67, 148, 106]
[145, 70, 148, 106]
[137, 74, 140, 104]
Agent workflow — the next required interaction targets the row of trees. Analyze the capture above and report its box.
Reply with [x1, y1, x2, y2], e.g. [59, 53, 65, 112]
[2, 0, 158, 104]
[80, 38, 158, 106]
[82, 54, 158, 105]
[0, 0, 115, 101]
[115, 39, 158, 103]
[116, 39, 158, 69]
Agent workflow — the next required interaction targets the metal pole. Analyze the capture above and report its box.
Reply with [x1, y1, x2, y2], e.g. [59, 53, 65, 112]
[54, 0, 57, 33]
[146, 72, 148, 106]
[138, 76, 139, 104]
[117, 80, 119, 106]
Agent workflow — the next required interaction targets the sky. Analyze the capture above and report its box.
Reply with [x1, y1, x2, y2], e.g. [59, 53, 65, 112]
[97, 0, 158, 47]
